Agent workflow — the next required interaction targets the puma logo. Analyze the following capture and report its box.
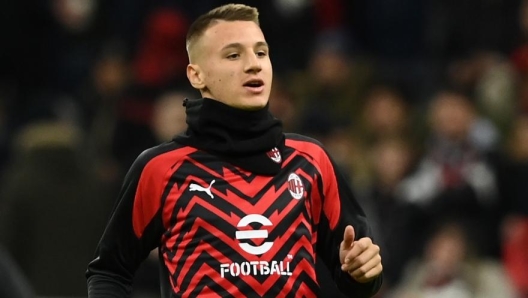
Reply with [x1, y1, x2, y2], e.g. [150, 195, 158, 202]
[189, 180, 215, 199]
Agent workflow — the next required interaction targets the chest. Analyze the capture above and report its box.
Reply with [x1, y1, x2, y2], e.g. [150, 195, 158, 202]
[160, 154, 321, 257]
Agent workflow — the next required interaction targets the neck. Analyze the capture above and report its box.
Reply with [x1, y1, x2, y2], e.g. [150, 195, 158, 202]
[174, 97, 285, 175]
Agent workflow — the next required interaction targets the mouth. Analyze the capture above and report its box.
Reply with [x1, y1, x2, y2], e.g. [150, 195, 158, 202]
[243, 79, 265, 94]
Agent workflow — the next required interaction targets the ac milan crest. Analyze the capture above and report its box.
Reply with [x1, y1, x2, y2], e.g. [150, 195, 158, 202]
[267, 147, 282, 163]
[287, 173, 304, 200]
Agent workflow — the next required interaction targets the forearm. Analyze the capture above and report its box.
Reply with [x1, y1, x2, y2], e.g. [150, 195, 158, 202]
[334, 269, 383, 298]
[87, 274, 132, 298]
[318, 150, 383, 297]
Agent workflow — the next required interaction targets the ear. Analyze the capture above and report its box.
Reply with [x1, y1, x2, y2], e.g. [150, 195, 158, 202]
[187, 64, 205, 90]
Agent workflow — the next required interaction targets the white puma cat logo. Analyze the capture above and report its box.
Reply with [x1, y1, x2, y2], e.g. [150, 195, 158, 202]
[189, 180, 215, 199]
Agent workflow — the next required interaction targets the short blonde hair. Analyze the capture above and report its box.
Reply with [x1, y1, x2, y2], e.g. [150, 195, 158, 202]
[186, 4, 260, 57]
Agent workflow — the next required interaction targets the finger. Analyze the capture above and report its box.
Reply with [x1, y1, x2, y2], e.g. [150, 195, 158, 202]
[342, 225, 355, 249]
[349, 260, 383, 283]
[342, 241, 379, 272]
[349, 252, 381, 278]
[341, 237, 371, 267]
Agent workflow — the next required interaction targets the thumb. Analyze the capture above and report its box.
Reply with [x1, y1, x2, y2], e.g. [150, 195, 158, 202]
[343, 225, 355, 248]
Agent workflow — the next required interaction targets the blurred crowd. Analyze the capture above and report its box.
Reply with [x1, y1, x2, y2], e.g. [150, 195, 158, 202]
[1, 0, 528, 297]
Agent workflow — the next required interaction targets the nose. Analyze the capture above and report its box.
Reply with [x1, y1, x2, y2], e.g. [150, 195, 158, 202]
[244, 52, 262, 73]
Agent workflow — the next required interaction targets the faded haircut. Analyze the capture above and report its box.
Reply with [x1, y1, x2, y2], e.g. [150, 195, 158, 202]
[186, 4, 260, 60]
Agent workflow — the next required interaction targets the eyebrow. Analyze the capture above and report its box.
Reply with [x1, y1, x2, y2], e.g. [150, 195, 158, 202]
[221, 41, 269, 51]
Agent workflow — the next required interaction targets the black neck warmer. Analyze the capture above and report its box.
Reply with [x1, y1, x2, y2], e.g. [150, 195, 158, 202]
[174, 98, 285, 175]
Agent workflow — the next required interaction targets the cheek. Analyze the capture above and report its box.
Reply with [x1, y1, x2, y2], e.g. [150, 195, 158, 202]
[265, 60, 273, 74]
[209, 69, 236, 85]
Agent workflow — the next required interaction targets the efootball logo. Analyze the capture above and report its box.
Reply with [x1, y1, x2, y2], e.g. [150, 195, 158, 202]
[236, 214, 273, 255]
[221, 214, 293, 278]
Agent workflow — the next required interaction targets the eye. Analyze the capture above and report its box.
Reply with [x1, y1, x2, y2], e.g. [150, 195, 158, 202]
[226, 53, 240, 60]
[257, 50, 268, 57]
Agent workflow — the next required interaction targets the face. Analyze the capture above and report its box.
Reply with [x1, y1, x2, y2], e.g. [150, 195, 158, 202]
[430, 93, 474, 141]
[188, 21, 272, 110]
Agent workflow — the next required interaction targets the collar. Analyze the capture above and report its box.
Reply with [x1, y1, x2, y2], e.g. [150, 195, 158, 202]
[174, 98, 285, 175]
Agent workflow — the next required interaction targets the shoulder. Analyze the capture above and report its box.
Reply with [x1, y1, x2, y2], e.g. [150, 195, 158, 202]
[135, 141, 187, 166]
[128, 141, 196, 179]
[284, 133, 329, 162]
[285, 133, 323, 146]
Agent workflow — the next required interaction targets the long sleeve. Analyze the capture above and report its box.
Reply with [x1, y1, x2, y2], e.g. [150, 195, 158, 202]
[315, 151, 383, 297]
[86, 147, 170, 297]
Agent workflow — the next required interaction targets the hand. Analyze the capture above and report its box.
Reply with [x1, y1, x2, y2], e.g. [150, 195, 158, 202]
[339, 225, 382, 283]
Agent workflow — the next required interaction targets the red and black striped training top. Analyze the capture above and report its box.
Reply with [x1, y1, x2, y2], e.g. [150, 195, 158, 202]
[86, 133, 381, 297]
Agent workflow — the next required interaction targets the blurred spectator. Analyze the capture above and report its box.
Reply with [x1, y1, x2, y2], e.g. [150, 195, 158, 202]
[502, 217, 528, 298]
[41, 0, 104, 102]
[500, 115, 528, 214]
[290, 30, 375, 137]
[474, 53, 518, 135]
[3, 0, 106, 138]
[80, 41, 132, 194]
[0, 120, 111, 297]
[447, 51, 517, 135]
[498, 115, 528, 297]
[109, 87, 196, 174]
[295, 73, 416, 208]
[322, 128, 369, 188]
[356, 138, 422, 294]
[358, 84, 415, 146]
[398, 90, 500, 256]
[109, 6, 191, 172]
[401, 90, 498, 199]
[150, 90, 189, 143]
[392, 221, 517, 298]
[132, 7, 189, 89]
[82, 41, 131, 130]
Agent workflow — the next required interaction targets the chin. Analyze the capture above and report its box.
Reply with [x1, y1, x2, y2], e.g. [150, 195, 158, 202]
[237, 103, 266, 111]
[237, 96, 269, 111]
